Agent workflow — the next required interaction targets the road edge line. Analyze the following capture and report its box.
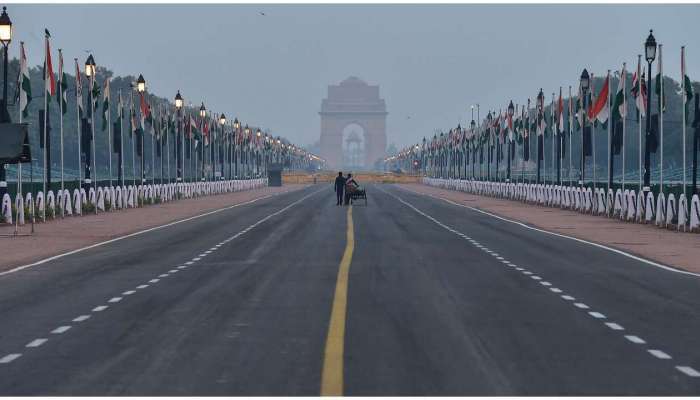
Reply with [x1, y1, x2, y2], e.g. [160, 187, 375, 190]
[0, 186, 310, 278]
[391, 184, 700, 279]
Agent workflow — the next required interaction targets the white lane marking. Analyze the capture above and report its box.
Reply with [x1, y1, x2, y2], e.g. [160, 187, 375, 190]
[168, 270, 178, 274]
[648, 349, 672, 359]
[149, 279, 160, 283]
[73, 315, 91, 322]
[531, 276, 542, 280]
[122, 290, 136, 295]
[676, 366, 700, 377]
[540, 281, 552, 286]
[574, 303, 590, 309]
[193, 258, 201, 261]
[185, 261, 195, 265]
[625, 335, 646, 344]
[136, 284, 149, 289]
[158, 274, 169, 278]
[588, 311, 606, 319]
[26, 338, 48, 348]
[0, 188, 309, 278]
[605, 322, 624, 330]
[500, 260, 510, 264]
[550, 287, 562, 293]
[177, 266, 187, 270]
[561, 295, 575, 301]
[210, 247, 218, 251]
[108, 297, 122, 303]
[523, 271, 532, 275]
[394, 185, 700, 278]
[0, 354, 21, 363]
[199, 253, 208, 257]
[92, 305, 108, 312]
[516, 267, 524, 271]
[51, 326, 71, 334]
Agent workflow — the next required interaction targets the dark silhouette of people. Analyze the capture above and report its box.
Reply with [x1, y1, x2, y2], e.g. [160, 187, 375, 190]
[344, 173, 359, 205]
[334, 172, 346, 206]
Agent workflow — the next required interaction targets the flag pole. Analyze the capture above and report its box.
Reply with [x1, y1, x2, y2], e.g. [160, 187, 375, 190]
[130, 87, 136, 189]
[119, 89, 124, 188]
[622, 63, 627, 193]
[638, 55, 643, 193]
[568, 86, 573, 187]
[107, 79, 113, 190]
[682, 45, 687, 198]
[659, 44, 664, 193]
[42, 34, 48, 222]
[90, 66, 97, 214]
[591, 73, 596, 192]
[58, 49, 64, 218]
[607, 70, 612, 195]
[75, 59, 81, 191]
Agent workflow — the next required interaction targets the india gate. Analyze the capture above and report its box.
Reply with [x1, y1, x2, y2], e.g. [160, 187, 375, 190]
[319, 77, 387, 169]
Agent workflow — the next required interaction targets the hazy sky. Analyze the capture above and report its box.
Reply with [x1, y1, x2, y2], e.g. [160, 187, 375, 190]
[10, 3, 700, 149]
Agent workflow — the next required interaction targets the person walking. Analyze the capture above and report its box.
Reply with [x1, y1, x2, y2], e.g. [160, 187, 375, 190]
[334, 171, 346, 206]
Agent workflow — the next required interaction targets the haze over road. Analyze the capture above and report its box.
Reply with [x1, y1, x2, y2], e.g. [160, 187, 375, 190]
[1, 184, 699, 395]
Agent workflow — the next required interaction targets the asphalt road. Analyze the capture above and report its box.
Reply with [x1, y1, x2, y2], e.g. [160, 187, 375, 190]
[1, 183, 700, 395]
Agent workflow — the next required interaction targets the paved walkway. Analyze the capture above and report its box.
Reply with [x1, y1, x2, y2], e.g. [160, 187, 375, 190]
[399, 183, 700, 274]
[0, 185, 306, 272]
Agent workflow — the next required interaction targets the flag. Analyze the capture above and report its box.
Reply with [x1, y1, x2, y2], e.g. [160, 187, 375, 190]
[557, 88, 564, 134]
[43, 31, 56, 103]
[18, 42, 32, 120]
[613, 65, 626, 121]
[655, 45, 666, 113]
[631, 59, 647, 117]
[682, 46, 694, 122]
[589, 75, 610, 123]
[114, 91, 123, 137]
[102, 78, 110, 130]
[57, 49, 67, 114]
[75, 59, 83, 118]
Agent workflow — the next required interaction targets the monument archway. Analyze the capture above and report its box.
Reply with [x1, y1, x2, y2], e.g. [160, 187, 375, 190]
[319, 77, 387, 169]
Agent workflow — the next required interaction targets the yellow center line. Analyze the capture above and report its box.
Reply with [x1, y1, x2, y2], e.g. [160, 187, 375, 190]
[320, 205, 354, 396]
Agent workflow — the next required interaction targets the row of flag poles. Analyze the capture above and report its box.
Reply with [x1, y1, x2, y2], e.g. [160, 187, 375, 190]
[388, 32, 697, 198]
[8, 27, 322, 214]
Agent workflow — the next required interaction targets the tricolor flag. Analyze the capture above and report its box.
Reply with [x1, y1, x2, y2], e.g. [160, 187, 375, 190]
[557, 88, 564, 134]
[102, 78, 110, 130]
[75, 58, 84, 118]
[631, 59, 647, 117]
[589, 74, 610, 124]
[613, 65, 626, 122]
[57, 49, 67, 114]
[682, 46, 694, 121]
[18, 42, 32, 120]
[43, 30, 56, 103]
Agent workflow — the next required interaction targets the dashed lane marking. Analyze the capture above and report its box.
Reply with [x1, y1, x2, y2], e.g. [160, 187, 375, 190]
[51, 326, 71, 334]
[605, 322, 625, 330]
[73, 315, 91, 322]
[648, 350, 672, 359]
[676, 366, 700, 377]
[92, 306, 108, 312]
[0, 354, 21, 363]
[25, 339, 48, 348]
[625, 335, 646, 344]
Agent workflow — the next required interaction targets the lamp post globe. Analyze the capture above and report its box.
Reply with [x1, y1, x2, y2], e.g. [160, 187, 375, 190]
[233, 118, 240, 130]
[175, 91, 183, 109]
[136, 74, 146, 93]
[85, 54, 96, 78]
[580, 69, 590, 95]
[199, 102, 206, 118]
[0, 7, 12, 46]
[645, 30, 657, 63]
[219, 113, 226, 125]
[508, 100, 515, 117]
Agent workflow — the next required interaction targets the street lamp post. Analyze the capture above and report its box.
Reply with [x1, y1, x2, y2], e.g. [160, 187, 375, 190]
[256, 129, 262, 176]
[175, 91, 183, 182]
[470, 119, 476, 179]
[580, 69, 590, 186]
[487, 112, 493, 181]
[219, 113, 226, 180]
[643, 30, 657, 192]
[233, 118, 240, 178]
[507, 100, 514, 182]
[0, 6, 12, 199]
[136, 74, 146, 184]
[244, 125, 250, 178]
[199, 103, 206, 181]
[536, 90, 544, 184]
[85, 55, 98, 209]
